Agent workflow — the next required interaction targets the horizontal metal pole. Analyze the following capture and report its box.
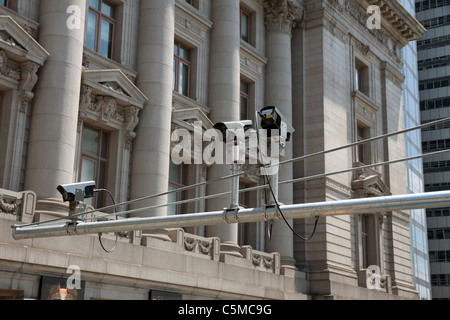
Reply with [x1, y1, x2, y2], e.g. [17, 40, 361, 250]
[12, 191, 450, 240]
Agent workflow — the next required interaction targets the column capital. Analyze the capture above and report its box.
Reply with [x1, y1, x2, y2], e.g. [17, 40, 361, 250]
[264, 0, 304, 34]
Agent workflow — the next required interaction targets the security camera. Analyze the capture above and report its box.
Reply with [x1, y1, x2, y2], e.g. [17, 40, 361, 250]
[57, 181, 96, 202]
[213, 120, 253, 141]
[259, 106, 295, 146]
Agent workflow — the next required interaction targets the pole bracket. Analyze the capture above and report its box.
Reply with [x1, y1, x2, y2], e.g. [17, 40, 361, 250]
[223, 207, 241, 224]
[263, 203, 281, 222]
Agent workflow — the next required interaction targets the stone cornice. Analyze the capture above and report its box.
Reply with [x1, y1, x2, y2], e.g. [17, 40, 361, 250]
[326, 0, 405, 63]
[264, 0, 304, 34]
[365, 0, 426, 42]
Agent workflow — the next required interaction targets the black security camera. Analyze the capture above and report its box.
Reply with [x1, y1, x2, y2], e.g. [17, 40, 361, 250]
[57, 181, 96, 202]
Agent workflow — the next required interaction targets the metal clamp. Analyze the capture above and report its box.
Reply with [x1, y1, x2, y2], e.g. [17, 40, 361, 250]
[263, 203, 281, 222]
[223, 207, 241, 224]
[65, 222, 79, 236]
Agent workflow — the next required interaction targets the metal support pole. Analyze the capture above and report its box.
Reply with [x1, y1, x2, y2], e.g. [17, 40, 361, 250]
[268, 163, 280, 205]
[12, 191, 450, 240]
[231, 163, 240, 209]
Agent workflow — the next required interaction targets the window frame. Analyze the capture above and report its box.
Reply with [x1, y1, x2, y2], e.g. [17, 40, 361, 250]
[0, 0, 11, 8]
[87, 0, 117, 59]
[240, 7, 252, 44]
[355, 59, 370, 96]
[173, 41, 192, 98]
[168, 163, 187, 215]
[356, 123, 371, 164]
[79, 125, 110, 209]
[240, 80, 250, 120]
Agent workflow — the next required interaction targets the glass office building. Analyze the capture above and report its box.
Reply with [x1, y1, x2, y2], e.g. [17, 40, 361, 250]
[400, 0, 432, 300]
[416, 0, 450, 300]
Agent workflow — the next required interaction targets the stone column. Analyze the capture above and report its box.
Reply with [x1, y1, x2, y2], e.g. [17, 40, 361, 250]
[129, 1, 174, 224]
[25, 0, 86, 214]
[205, 0, 241, 253]
[263, 0, 303, 267]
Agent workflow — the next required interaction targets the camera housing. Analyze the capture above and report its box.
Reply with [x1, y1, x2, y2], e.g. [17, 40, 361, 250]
[259, 106, 295, 146]
[57, 181, 96, 202]
[213, 120, 253, 141]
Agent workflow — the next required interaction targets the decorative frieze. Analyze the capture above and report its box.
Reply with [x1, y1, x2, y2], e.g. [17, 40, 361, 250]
[327, 0, 403, 63]
[80, 90, 122, 123]
[0, 49, 21, 81]
[94, 96, 119, 122]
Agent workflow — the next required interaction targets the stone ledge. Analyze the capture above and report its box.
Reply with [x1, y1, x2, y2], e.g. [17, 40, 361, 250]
[1, 219, 309, 299]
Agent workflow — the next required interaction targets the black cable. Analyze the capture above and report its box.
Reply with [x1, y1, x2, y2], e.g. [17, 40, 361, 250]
[255, 111, 319, 242]
[264, 163, 320, 241]
[95, 189, 119, 253]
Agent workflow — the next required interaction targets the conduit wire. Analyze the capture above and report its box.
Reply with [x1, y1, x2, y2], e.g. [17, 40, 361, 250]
[95, 188, 119, 253]
[18, 116, 450, 228]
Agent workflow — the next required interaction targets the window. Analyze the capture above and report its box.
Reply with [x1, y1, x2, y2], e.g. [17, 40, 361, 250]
[183, 0, 199, 9]
[355, 59, 369, 96]
[80, 126, 110, 209]
[428, 228, 450, 240]
[240, 80, 250, 120]
[173, 41, 191, 97]
[168, 162, 187, 215]
[0, 0, 8, 7]
[361, 214, 369, 268]
[240, 7, 251, 43]
[431, 274, 450, 286]
[361, 214, 377, 269]
[357, 124, 370, 164]
[420, 15, 450, 30]
[86, 0, 116, 59]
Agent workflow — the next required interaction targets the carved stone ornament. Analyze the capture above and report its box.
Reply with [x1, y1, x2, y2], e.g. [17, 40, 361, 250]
[252, 254, 274, 269]
[183, 237, 212, 255]
[0, 49, 21, 81]
[94, 96, 116, 122]
[264, 0, 304, 34]
[0, 195, 19, 215]
[19, 61, 40, 112]
[124, 106, 140, 150]
[79, 85, 93, 120]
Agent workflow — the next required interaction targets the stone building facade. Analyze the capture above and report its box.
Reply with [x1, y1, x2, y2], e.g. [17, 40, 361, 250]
[0, 0, 425, 300]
